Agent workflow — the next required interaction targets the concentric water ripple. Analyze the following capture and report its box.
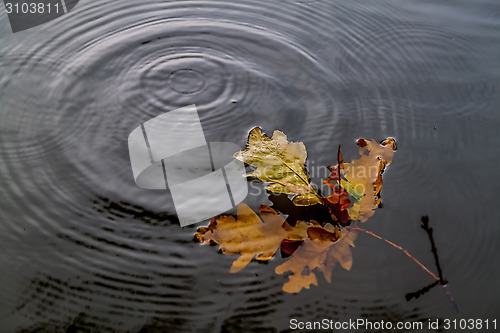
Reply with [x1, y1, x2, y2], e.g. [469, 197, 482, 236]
[0, 55, 97, 161]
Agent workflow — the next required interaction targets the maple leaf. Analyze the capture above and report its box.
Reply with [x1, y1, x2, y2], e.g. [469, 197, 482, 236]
[196, 203, 308, 273]
[275, 227, 357, 293]
[234, 127, 321, 206]
[325, 138, 396, 222]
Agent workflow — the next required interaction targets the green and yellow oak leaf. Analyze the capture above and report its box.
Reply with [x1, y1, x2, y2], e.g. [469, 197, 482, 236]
[234, 127, 321, 206]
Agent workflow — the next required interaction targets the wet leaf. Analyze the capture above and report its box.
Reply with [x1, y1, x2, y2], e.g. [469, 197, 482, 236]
[326, 138, 396, 222]
[275, 228, 357, 293]
[321, 146, 352, 226]
[234, 127, 321, 205]
[196, 203, 308, 273]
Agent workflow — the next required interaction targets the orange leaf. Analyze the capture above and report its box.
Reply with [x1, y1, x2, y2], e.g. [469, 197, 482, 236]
[330, 138, 396, 222]
[196, 203, 308, 273]
[275, 229, 357, 293]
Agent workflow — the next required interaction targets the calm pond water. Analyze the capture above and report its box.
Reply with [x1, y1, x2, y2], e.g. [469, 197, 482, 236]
[1, 0, 499, 332]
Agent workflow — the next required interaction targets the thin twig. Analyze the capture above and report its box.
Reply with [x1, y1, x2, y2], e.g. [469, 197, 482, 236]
[420, 215, 445, 284]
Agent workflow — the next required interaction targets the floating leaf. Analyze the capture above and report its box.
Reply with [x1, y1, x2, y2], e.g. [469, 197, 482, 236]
[234, 127, 321, 205]
[275, 228, 357, 293]
[321, 146, 352, 226]
[326, 138, 396, 222]
[196, 203, 308, 273]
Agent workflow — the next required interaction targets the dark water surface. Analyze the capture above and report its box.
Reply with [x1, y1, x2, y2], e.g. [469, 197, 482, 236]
[1, 0, 499, 332]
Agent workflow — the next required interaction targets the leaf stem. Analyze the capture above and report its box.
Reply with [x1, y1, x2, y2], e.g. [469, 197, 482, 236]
[346, 226, 440, 282]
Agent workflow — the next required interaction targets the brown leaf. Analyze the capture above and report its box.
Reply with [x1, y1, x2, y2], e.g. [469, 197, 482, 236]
[307, 225, 340, 243]
[275, 229, 357, 293]
[336, 138, 396, 222]
[321, 146, 352, 226]
[196, 203, 308, 273]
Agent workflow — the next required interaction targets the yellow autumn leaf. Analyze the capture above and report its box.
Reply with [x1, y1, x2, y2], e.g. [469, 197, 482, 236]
[234, 127, 321, 205]
[340, 138, 396, 222]
[196, 203, 308, 273]
[275, 228, 357, 293]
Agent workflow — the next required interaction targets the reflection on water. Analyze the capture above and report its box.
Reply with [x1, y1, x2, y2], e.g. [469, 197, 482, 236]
[93, 196, 179, 226]
[1, 0, 499, 331]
